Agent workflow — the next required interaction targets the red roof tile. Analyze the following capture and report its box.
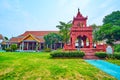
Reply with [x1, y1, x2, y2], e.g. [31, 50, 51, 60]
[10, 31, 59, 43]
[19, 31, 58, 36]
[9, 37, 23, 43]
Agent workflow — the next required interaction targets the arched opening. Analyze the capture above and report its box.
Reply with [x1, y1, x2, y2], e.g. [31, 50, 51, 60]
[75, 35, 90, 49]
[75, 36, 81, 50]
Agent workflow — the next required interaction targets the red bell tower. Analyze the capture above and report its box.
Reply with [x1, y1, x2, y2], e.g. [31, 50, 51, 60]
[64, 9, 93, 50]
[64, 9, 107, 59]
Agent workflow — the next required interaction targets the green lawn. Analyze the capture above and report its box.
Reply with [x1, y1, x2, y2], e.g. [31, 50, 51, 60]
[0, 52, 116, 80]
[107, 59, 120, 66]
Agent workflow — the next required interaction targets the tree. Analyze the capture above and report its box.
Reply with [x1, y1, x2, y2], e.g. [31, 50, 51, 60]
[4, 37, 8, 40]
[56, 21, 72, 43]
[94, 23, 120, 45]
[91, 24, 101, 42]
[10, 44, 18, 52]
[103, 11, 120, 26]
[44, 33, 62, 49]
[94, 11, 120, 45]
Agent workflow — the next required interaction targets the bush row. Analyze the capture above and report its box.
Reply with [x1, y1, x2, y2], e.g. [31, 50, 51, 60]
[5, 44, 18, 52]
[95, 52, 120, 59]
[95, 52, 107, 58]
[50, 51, 85, 58]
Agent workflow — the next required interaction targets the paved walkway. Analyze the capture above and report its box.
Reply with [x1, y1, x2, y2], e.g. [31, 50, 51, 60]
[85, 60, 120, 80]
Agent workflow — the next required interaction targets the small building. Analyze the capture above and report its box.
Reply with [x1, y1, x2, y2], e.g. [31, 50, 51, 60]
[9, 31, 63, 51]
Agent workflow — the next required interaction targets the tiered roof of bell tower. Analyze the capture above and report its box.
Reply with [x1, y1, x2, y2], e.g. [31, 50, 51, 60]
[74, 8, 87, 20]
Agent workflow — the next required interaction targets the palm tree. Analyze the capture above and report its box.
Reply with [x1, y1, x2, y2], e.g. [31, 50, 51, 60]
[56, 21, 72, 43]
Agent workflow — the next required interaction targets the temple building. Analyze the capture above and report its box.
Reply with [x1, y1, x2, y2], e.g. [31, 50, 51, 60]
[64, 9, 107, 59]
[3, 9, 107, 54]
[9, 31, 63, 51]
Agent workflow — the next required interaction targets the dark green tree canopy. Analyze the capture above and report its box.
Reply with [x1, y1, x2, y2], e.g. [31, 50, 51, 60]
[44, 33, 62, 47]
[103, 11, 120, 26]
[94, 11, 120, 45]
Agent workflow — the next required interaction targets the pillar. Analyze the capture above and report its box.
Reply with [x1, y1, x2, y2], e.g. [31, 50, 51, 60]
[21, 42, 24, 50]
[89, 37, 93, 48]
[27, 42, 29, 50]
[83, 39, 86, 48]
[39, 43, 41, 50]
[72, 36, 76, 48]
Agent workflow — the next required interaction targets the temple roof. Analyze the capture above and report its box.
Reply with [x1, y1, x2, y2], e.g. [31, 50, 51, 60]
[74, 8, 87, 20]
[9, 31, 59, 43]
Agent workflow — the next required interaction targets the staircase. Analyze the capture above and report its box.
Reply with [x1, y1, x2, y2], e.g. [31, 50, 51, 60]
[81, 48, 99, 59]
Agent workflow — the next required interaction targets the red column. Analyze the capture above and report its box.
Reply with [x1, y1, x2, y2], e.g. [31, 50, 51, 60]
[89, 37, 93, 48]
[83, 39, 86, 48]
[72, 36, 76, 49]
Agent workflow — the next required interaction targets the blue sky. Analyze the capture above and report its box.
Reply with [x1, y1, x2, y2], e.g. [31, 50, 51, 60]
[0, 0, 120, 38]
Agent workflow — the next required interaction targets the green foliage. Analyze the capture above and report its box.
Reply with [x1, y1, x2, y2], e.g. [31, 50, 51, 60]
[94, 24, 120, 45]
[4, 36, 8, 40]
[107, 54, 115, 59]
[103, 11, 120, 26]
[5, 47, 12, 52]
[50, 51, 85, 58]
[44, 48, 51, 52]
[113, 44, 120, 52]
[4, 44, 18, 52]
[113, 53, 120, 59]
[95, 52, 107, 58]
[107, 59, 120, 66]
[10, 44, 18, 52]
[44, 33, 62, 49]
[94, 11, 120, 44]
[91, 24, 101, 42]
[56, 21, 72, 43]
[107, 52, 120, 60]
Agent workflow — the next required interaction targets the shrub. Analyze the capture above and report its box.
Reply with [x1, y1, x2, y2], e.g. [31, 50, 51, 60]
[50, 51, 85, 58]
[5, 47, 12, 52]
[44, 48, 51, 52]
[95, 52, 107, 58]
[107, 54, 115, 59]
[10, 44, 18, 52]
[113, 44, 120, 52]
[113, 53, 120, 59]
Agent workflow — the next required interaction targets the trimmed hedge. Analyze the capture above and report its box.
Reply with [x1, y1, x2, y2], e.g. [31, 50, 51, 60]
[50, 51, 85, 58]
[95, 52, 107, 58]
[107, 54, 115, 59]
[107, 52, 120, 59]
[113, 53, 120, 59]
[95, 52, 120, 59]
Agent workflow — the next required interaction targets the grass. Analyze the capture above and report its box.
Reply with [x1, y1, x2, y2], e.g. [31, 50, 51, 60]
[107, 59, 120, 66]
[0, 52, 116, 80]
